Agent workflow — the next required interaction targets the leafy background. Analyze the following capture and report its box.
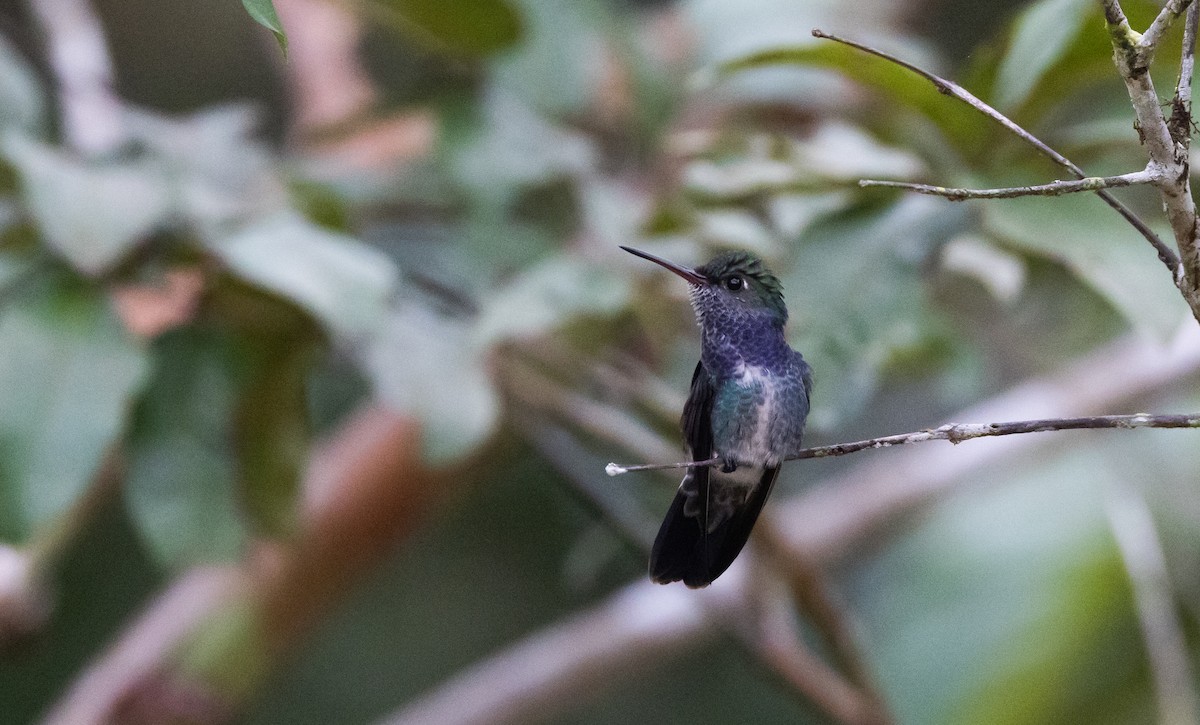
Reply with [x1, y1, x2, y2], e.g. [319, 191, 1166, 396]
[2, 0, 1200, 723]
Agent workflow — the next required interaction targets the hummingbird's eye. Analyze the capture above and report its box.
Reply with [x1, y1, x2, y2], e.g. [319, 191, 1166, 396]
[725, 276, 744, 291]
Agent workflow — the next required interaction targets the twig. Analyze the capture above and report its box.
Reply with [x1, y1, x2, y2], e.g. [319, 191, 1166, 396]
[811, 28, 1184, 288]
[1133, 0, 1193, 57]
[781, 323, 1200, 565]
[1101, 2, 1200, 304]
[607, 413, 1200, 475]
[1104, 482, 1200, 725]
[859, 170, 1155, 201]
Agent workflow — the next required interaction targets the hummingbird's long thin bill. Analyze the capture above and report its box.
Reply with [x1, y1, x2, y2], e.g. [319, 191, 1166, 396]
[620, 245, 706, 286]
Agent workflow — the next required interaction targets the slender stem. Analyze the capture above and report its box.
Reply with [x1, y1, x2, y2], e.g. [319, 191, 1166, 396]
[812, 28, 1184, 286]
[607, 413, 1200, 475]
[860, 170, 1156, 201]
[1105, 483, 1200, 725]
[1140, 0, 1194, 56]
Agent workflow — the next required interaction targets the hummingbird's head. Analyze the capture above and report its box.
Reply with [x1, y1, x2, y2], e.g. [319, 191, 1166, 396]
[620, 246, 787, 326]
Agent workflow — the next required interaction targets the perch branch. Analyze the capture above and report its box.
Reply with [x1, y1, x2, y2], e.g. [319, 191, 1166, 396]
[812, 28, 1184, 290]
[859, 170, 1155, 200]
[607, 413, 1200, 476]
[523, 419, 891, 725]
[381, 326, 1200, 725]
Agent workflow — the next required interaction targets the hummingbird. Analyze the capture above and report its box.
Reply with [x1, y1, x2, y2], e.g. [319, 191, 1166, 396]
[621, 245, 812, 588]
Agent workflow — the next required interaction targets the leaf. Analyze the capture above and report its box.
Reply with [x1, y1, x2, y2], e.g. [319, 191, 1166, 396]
[683, 124, 924, 202]
[371, 0, 522, 57]
[124, 329, 251, 568]
[3, 136, 173, 276]
[983, 194, 1188, 340]
[241, 0, 288, 55]
[215, 280, 322, 538]
[446, 88, 596, 211]
[716, 39, 987, 151]
[473, 254, 631, 346]
[856, 447, 1133, 725]
[0, 276, 148, 540]
[123, 104, 287, 230]
[994, 0, 1094, 111]
[0, 35, 44, 134]
[786, 196, 970, 429]
[366, 301, 500, 464]
[211, 213, 398, 343]
[490, 0, 607, 115]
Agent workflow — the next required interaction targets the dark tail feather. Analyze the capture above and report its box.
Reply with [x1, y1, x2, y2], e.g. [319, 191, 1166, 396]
[648, 465, 780, 588]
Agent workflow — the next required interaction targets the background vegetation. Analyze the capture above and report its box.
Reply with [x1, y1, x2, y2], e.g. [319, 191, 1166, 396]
[2, 0, 1200, 723]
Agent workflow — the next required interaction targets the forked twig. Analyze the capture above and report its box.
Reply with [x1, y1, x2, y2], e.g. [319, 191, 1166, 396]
[811, 28, 1184, 287]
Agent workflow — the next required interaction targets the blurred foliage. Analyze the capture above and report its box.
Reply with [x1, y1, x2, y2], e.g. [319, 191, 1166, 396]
[3, 0, 1200, 723]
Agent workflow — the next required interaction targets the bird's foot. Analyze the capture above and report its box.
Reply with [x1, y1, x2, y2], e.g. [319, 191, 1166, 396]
[720, 457, 738, 474]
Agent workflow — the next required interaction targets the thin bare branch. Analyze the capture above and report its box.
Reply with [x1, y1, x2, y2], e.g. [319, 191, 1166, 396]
[1139, 0, 1194, 56]
[1105, 483, 1200, 725]
[607, 413, 1200, 475]
[1173, 1, 1199, 158]
[781, 323, 1200, 566]
[525, 420, 891, 724]
[860, 170, 1155, 200]
[812, 28, 1184, 288]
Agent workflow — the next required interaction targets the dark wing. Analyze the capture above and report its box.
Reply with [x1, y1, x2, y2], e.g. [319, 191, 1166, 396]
[651, 360, 746, 588]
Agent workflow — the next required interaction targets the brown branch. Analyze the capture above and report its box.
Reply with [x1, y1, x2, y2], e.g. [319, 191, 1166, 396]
[811, 28, 1185, 290]
[607, 413, 1200, 475]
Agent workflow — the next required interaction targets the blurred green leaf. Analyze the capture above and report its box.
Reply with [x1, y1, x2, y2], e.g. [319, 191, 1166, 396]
[124, 105, 286, 231]
[491, 0, 608, 115]
[446, 89, 595, 211]
[372, 0, 522, 57]
[0, 35, 44, 134]
[211, 213, 398, 343]
[858, 446, 1136, 725]
[0, 276, 147, 539]
[215, 280, 322, 539]
[994, 0, 1093, 112]
[473, 254, 631, 346]
[125, 329, 251, 568]
[683, 124, 925, 203]
[241, 0, 288, 55]
[716, 38, 987, 150]
[983, 194, 1188, 340]
[787, 196, 968, 428]
[3, 136, 172, 275]
[367, 301, 499, 464]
